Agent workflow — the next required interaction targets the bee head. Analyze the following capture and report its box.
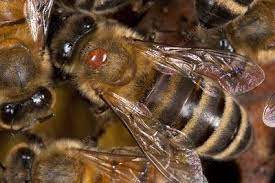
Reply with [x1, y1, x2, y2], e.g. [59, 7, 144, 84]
[50, 15, 97, 69]
[0, 39, 54, 130]
[225, 0, 275, 64]
[51, 13, 137, 94]
[77, 30, 136, 88]
[0, 87, 54, 131]
[2, 143, 36, 183]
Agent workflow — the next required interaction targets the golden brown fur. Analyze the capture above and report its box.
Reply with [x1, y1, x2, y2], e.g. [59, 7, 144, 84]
[197, 0, 275, 65]
[216, 0, 248, 14]
[50, 1, 252, 161]
[225, 0, 275, 64]
[0, 1, 55, 130]
[195, 0, 253, 28]
[1, 139, 166, 183]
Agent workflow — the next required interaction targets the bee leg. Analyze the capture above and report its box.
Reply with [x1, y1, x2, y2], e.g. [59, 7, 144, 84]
[91, 104, 111, 136]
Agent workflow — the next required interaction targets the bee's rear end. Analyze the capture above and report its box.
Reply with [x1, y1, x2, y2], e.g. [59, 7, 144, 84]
[145, 74, 252, 160]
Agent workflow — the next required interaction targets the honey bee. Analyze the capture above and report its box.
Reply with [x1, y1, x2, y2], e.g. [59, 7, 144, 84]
[195, 0, 254, 28]
[0, 139, 206, 183]
[48, 1, 264, 180]
[0, 0, 55, 131]
[225, 0, 275, 65]
[197, 0, 275, 64]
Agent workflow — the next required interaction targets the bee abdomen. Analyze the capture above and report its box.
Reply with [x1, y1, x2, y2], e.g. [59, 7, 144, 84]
[195, 0, 253, 28]
[144, 74, 251, 160]
[181, 88, 225, 148]
[195, 95, 251, 160]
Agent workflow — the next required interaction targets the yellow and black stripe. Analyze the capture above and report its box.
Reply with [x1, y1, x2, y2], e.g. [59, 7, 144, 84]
[195, 0, 253, 28]
[144, 73, 252, 160]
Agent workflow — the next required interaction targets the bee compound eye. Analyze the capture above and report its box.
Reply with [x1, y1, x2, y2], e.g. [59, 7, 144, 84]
[0, 103, 22, 124]
[31, 87, 52, 109]
[61, 42, 74, 59]
[85, 48, 108, 70]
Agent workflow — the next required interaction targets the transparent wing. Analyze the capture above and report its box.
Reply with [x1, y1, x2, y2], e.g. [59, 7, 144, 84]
[101, 92, 207, 183]
[25, 0, 54, 44]
[76, 148, 166, 183]
[263, 93, 275, 127]
[127, 39, 265, 96]
[0, 0, 54, 43]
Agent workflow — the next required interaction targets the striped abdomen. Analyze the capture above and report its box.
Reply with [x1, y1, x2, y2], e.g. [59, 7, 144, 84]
[145, 73, 252, 160]
[195, 0, 253, 28]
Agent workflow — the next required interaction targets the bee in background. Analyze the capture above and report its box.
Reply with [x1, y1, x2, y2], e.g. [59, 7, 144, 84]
[0, 138, 206, 183]
[195, 0, 254, 28]
[213, 0, 275, 132]
[225, 0, 275, 65]
[49, 1, 264, 181]
[197, 0, 275, 64]
[0, 0, 55, 131]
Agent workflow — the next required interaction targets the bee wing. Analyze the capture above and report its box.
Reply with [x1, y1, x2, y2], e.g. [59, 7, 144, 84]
[127, 39, 265, 95]
[263, 93, 275, 127]
[76, 148, 163, 183]
[0, 0, 26, 25]
[101, 92, 207, 183]
[93, 0, 132, 14]
[25, 0, 54, 45]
